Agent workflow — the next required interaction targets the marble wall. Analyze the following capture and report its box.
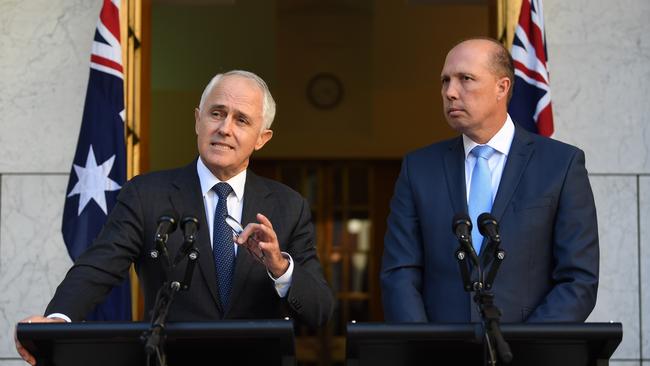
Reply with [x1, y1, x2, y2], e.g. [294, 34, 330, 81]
[0, 0, 648, 364]
[0, 0, 101, 363]
[546, 0, 650, 363]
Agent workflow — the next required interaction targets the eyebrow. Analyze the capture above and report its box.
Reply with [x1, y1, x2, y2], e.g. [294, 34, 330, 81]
[207, 104, 227, 111]
[234, 110, 251, 120]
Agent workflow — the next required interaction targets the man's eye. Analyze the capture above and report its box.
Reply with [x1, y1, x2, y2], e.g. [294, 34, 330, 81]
[463, 75, 473, 81]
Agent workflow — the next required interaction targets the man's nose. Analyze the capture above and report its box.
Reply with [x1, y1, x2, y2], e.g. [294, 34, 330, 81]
[443, 80, 459, 100]
[217, 116, 233, 135]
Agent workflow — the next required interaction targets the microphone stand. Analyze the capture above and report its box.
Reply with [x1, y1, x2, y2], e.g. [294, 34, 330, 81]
[141, 234, 200, 366]
[455, 236, 512, 365]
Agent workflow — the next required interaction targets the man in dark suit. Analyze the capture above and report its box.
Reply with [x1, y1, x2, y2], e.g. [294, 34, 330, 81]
[17, 70, 333, 364]
[381, 38, 599, 323]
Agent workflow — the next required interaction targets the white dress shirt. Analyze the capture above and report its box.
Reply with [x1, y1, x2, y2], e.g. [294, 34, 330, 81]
[196, 158, 293, 298]
[463, 114, 516, 203]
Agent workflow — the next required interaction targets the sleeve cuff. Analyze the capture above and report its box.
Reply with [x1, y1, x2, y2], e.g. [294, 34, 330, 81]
[268, 252, 293, 298]
[47, 313, 72, 323]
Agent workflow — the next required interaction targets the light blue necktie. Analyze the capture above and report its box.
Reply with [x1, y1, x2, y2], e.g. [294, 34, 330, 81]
[213, 182, 235, 310]
[468, 145, 496, 253]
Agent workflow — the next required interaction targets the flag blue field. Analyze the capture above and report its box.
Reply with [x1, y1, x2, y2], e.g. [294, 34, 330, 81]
[61, 0, 131, 321]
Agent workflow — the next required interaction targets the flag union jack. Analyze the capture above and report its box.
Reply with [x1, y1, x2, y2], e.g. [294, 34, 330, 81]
[61, 0, 131, 321]
[90, 0, 124, 79]
[509, 0, 554, 137]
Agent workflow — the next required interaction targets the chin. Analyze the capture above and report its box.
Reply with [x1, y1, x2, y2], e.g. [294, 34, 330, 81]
[445, 119, 465, 132]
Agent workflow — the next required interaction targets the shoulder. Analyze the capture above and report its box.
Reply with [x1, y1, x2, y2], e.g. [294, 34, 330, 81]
[409, 136, 460, 157]
[249, 172, 304, 201]
[517, 127, 584, 159]
[127, 166, 186, 187]
[401, 136, 461, 167]
[120, 163, 194, 199]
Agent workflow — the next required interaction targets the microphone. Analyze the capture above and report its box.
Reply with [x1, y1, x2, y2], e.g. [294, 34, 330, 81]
[152, 214, 177, 268]
[171, 216, 200, 266]
[452, 213, 479, 266]
[478, 213, 501, 244]
[180, 216, 200, 243]
[452, 213, 472, 244]
[154, 215, 177, 243]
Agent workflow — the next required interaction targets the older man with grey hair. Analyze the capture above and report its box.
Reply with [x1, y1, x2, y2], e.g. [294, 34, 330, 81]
[16, 70, 334, 365]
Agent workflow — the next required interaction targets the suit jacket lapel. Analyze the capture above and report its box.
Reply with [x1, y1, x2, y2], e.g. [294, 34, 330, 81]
[491, 127, 535, 221]
[170, 159, 222, 313]
[226, 170, 274, 316]
[444, 137, 475, 318]
[443, 137, 468, 215]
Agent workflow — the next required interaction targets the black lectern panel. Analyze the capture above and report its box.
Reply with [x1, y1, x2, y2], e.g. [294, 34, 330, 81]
[346, 323, 622, 366]
[17, 320, 295, 366]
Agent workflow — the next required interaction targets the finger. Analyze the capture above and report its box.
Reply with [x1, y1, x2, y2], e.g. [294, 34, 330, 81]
[235, 235, 262, 258]
[250, 221, 277, 243]
[257, 241, 282, 262]
[15, 329, 36, 365]
[18, 347, 36, 366]
[236, 223, 263, 244]
[15, 316, 62, 365]
[257, 240, 273, 253]
[256, 213, 274, 229]
[245, 237, 265, 257]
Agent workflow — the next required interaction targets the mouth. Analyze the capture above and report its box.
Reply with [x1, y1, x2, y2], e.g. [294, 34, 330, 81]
[210, 142, 234, 151]
[447, 107, 465, 116]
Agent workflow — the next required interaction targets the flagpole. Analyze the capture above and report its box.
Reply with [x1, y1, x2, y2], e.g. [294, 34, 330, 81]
[123, 0, 146, 321]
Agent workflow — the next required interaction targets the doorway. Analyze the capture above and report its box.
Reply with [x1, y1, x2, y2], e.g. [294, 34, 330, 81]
[146, 0, 492, 364]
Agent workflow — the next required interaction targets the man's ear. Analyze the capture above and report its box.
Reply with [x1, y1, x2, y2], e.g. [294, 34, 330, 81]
[254, 129, 274, 151]
[496, 76, 511, 101]
[194, 108, 200, 135]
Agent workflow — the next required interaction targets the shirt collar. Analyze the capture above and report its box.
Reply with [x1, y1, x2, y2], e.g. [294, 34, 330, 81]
[196, 158, 246, 202]
[462, 114, 515, 159]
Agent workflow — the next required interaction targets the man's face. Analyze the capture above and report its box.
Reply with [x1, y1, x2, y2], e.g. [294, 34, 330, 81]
[440, 40, 508, 139]
[195, 75, 273, 181]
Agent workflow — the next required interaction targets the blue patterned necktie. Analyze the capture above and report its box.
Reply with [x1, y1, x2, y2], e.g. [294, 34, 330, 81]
[468, 145, 496, 253]
[213, 182, 235, 310]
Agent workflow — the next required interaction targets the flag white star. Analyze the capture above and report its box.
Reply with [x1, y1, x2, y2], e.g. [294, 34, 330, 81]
[67, 145, 122, 216]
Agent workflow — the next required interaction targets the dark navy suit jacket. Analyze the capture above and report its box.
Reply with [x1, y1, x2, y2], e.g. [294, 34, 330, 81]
[47, 160, 333, 327]
[381, 126, 599, 323]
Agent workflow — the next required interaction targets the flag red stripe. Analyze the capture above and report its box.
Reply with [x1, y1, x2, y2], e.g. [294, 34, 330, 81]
[517, 0, 547, 68]
[513, 60, 548, 85]
[91, 54, 123, 74]
[100, 0, 121, 45]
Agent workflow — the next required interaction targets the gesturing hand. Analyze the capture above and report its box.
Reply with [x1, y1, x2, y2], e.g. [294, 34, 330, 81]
[235, 213, 289, 278]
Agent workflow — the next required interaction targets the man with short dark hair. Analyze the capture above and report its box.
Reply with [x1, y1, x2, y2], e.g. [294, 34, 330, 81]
[381, 38, 599, 323]
[17, 70, 334, 365]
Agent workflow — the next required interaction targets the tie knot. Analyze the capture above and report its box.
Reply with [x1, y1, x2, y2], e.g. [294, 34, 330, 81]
[213, 182, 233, 199]
[471, 145, 495, 160]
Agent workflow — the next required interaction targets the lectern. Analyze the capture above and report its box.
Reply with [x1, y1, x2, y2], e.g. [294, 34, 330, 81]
[17, 320, 295, 366]
[346, 322, 622, 366]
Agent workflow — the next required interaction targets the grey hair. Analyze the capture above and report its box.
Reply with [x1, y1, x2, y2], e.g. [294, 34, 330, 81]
[198, 70, 276, 129]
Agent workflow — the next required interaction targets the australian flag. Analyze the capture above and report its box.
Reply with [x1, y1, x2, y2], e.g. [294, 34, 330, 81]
[61, 0, 131, 321]
[509, 0, 554, 137]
